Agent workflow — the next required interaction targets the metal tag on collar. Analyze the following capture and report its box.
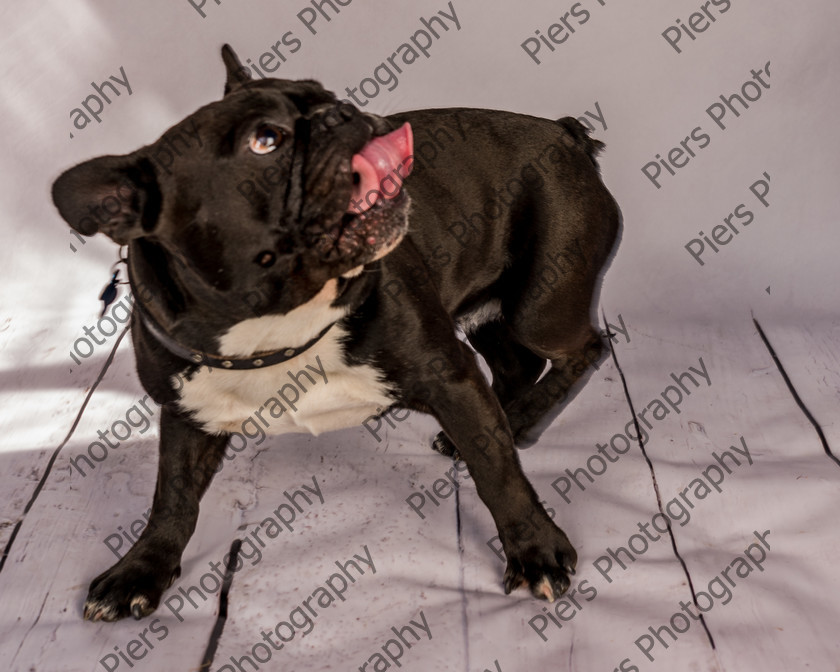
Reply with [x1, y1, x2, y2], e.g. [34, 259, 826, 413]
[99, 248, 127, 317]
[99, 270, 120, 317]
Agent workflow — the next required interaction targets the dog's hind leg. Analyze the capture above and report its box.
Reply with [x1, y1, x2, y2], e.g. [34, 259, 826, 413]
[504, 325, 605, 443]
[468, 319, 548, 406]
[432, 319, 546, 457]
[501, 168, 619, 443]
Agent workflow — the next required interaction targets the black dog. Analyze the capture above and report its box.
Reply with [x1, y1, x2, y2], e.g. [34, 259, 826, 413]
[52, 45, 620, 622]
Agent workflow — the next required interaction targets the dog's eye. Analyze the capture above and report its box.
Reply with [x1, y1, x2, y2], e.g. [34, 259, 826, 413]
[254, 251, 276, 268]
[249, 124, 283, 154]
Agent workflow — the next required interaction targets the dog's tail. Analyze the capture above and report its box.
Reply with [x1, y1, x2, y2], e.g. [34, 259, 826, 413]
[555, 116, 605, 169]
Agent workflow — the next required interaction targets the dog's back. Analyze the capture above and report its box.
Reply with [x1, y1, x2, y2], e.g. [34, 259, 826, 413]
[385, 107, 619, 322]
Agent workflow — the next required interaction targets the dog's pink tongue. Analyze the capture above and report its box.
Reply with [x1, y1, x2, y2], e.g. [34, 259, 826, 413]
[349, 123, 413, 213]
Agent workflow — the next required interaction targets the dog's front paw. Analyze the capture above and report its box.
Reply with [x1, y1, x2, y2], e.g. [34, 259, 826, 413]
[503, 529, 577, 602]
[84, 559, 180, 622]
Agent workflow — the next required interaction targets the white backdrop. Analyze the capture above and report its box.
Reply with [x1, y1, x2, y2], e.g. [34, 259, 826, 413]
[3, 0, 838, 330]
[1, 1, 839, 671]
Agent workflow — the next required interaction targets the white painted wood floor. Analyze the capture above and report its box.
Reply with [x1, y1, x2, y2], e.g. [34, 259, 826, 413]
[2, 296, 838, 672]
[2, 1, 840, 670]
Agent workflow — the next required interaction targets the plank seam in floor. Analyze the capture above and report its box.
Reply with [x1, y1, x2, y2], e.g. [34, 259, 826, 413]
[454, 482, 470, 672]
[603, 310, 720, 663]
[752, 316, 840, 468]
[10, 591, 50, 667]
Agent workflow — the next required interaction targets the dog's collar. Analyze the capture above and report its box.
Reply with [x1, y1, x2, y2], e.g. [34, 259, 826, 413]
[134, 298, 335, 371]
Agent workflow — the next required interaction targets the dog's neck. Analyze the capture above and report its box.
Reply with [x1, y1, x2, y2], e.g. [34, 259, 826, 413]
[134, 297, 338, 370]
[127, 248, 376, 371]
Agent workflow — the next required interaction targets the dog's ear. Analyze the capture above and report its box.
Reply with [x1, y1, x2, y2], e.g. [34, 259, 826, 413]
[52, 155, 162, 245]
[221, 44, 252, 95]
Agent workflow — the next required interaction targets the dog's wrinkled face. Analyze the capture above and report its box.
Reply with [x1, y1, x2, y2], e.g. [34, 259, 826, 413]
[52, 45, 414, 320]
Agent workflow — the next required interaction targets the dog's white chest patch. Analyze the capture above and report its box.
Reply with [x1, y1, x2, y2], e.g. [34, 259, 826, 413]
[177, 326, 394, 436]
[176, 284, 394, 437]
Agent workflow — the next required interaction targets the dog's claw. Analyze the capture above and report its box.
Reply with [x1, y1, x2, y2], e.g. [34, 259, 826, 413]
[431, 431, 460, 460]
[534, 576, 556, 602]
[83, 602, 109, 622]
[84, 557, 175, 622]
[131, 595, 148, 620]
[502, 527, 577, 602]
[83, 599, 121, 622]
[502, 571, 527, 595]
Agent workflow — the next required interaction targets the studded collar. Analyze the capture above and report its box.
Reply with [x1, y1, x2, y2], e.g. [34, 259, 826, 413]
[133, 295, 336, 371]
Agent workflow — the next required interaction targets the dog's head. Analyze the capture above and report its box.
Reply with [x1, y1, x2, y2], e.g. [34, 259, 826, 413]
[52, 45, 414, 321]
